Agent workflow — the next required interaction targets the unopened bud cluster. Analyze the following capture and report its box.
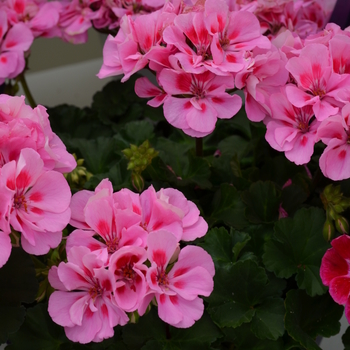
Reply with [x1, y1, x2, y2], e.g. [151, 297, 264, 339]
[64, 156, 92, 189]
[123, 140, 158, 192]
[321, 184, 350, 241]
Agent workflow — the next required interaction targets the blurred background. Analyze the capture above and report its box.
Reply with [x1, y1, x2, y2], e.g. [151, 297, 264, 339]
[17, 29, 112, 108]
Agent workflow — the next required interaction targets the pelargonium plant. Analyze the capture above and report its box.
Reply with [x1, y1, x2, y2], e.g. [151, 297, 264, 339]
[4, 0, 350, 349]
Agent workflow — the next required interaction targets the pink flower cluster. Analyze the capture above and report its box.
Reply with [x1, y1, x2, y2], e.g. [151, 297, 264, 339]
[321, 234, 350, 322]
[0, 94, 75, 268]
[260, 24, 350, 180]
[97, 0, 336, 138]
[48, 179, 214, 343]
[98, 0, 272, 137]
[230, 0, 336, 39]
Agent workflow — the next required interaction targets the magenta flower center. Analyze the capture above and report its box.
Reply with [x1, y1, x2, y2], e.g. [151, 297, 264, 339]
[106, 237, 120, 254]
[122, 264, 135, 281]
[157, 269, 169, 287]
[14, 193, 28, 212]
[190, 79, 206, 99]
[89, 283, 103, 299]
[310, 78, 326, 97]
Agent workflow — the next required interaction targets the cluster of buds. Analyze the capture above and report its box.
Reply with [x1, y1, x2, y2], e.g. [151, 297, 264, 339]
[64, 155, 92, 190]
[122, 140, 158, 192]
[321, 184, 350, 240]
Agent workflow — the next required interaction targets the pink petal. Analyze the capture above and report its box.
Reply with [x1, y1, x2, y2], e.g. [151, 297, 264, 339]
[21, 229, 62, 255]
[48, 291, 87, 327]
[27, 171, 71, 213]
[320, 248, 349, 286]
[1, 23, 33, 52]
[70, 190, 94, 229]
[0, 231, 11, 268]
[147, 230, 178, 268]
[329, 276, 350, 304]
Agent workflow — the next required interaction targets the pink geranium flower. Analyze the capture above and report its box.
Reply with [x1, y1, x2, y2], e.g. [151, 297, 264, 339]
[109, 246, 148, 312]
[317, 104, 350, 181]
[265, 91, 320, 165]
[285, 43, 350, 121]
[48, 246, 129, 343]
[141, 230, 214, 328]
[320, 234, 350, 322]
[159, 69, 242, 137]
[0, 148, 71, 255]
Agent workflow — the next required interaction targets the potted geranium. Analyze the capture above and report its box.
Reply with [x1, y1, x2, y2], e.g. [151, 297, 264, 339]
[1, 0, 350, 349]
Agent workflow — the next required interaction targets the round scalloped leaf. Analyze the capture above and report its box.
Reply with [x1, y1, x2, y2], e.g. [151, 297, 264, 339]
[263, 207, 329, 296]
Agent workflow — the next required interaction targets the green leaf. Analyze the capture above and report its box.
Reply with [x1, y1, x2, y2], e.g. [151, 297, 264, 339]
[0, 305, 25, 344]
[66, 137, 120, 174]
[241, 181, 281, 224]
[222, 323, 284, 350]
[123, 309, 221, 349]
[263, 207, 329, 296]
[182, 153, 211, 189]
[0, 248, 38, 343]
[84, 160, 132, 191]
[123, 308, 166, 349]
[285, 290, 343, 350]
[210, 183, 249, 229]
[119, 120, 154, 145]
[250, 297, 285, 340]
[0, 248, 38, 304]
[342, 326, 350, 350]
[207, 260, 268, 328]
[7, 303, 66, 350]
[218, 135, 249, 159]
[199, 227, 251, 269]
[166, 312, 222, 349]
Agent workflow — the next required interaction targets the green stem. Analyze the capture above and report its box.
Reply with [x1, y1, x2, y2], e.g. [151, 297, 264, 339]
[18, 72, 36, 108]
[196, 137, 203, 157]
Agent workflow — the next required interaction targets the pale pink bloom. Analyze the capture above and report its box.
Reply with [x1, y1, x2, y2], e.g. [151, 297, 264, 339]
[109, 246, 148, 312]
[141, 230, 214, 328]
[285, 43, 350, 121]
[204, 0, 270, 74]
[0, 12, 33, 84]
[235, 48, 289, 122]
[317, 104, 350, 181]
[68, 180, 146, 255]
[265, 91, 320, 165]
[69, 178, 114, 229]
[0, 187, 13, 268]
[0, 148, 71, 255]
[3, 0, 62, 38]
[304, 23, 342, 46]
[156, 188, 208, 241]
[139, 185, 184, 240]
[320, 234, 350, 323]
[329, 34, 350, 75]
[0, 95, 76, 173]
[48, 246, 129, 343]
[162, 11, 213, 74]
[159, 69, 241, 137]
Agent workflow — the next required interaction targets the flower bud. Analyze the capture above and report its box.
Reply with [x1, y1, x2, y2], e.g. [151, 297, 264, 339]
[323, 220, 335, 241]
[335, 216, 349, 234]
[132, 173, 144, 193]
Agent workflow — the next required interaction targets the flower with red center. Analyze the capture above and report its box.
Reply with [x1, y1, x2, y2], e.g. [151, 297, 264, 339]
[265, 90, 320, 165]
[48, 246, 129, 343]
[109, 246, 148, 312]
[317, 103, 350, 181]
[285, 43, 350, 121]
[0, 148, 71, 255]
[159, 69, 242, 137]
[140, 230, 215, 328]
